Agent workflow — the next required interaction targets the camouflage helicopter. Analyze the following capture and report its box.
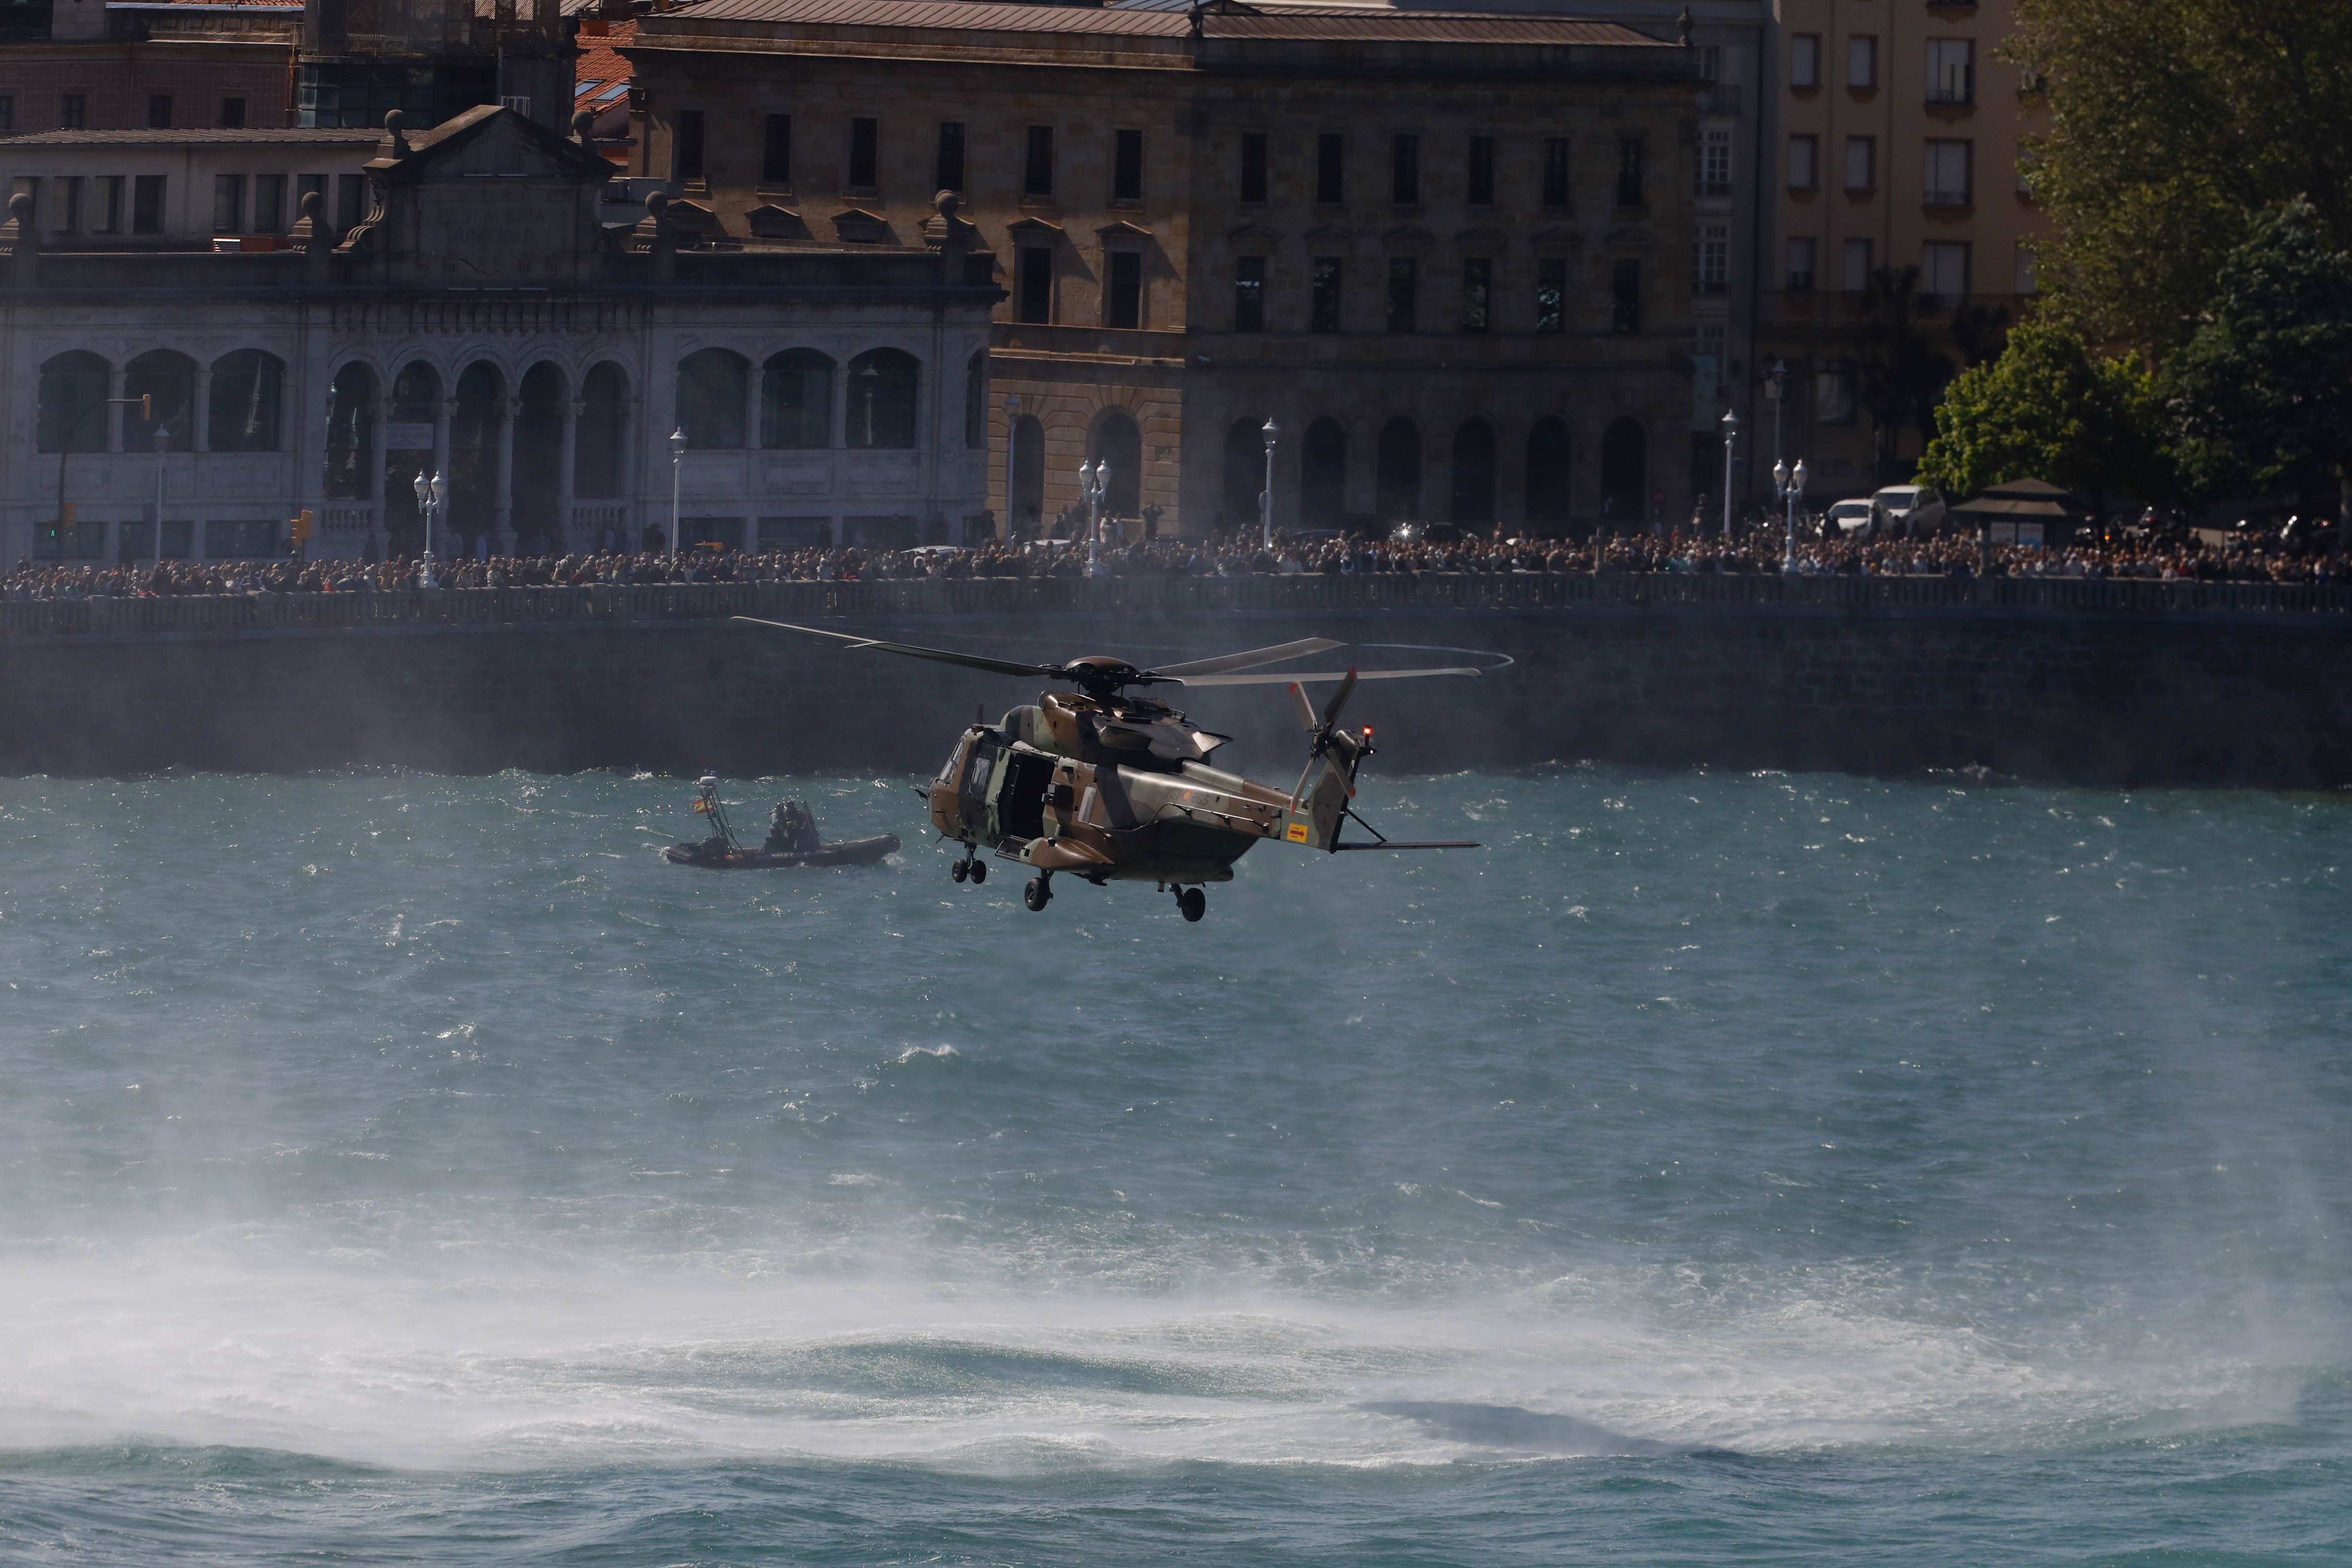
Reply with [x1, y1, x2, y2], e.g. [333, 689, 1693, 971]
[734, 618, 1483, 920]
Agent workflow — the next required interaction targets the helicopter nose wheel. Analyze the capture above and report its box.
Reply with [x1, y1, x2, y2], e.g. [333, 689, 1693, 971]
[1023, 874, 1052, 912]
[969, 860, 986, 884]
[951, 858, 969, 883]
[1175, 886, 1206, 923]
[952, 849, 988, 885]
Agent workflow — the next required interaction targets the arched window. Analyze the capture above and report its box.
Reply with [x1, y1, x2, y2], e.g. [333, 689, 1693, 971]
[382, 361, 441, 556]
[576, 362, 628, 499]
[1010, 415, 1045, 534]
[1600, 416, 1646, 524]
[448, 361, 503, 544]
[323, 361, 376, 499]
[1450, 417, 1496, 524]
[1525, 417, 1571, 527]
[845, 348, 919, 449]
[760, 349, 834, 449]
[1376, 417, 1421, 521]
[207, 349, 284, 453]
[512, 362, 567, 550]
[676, 348, 748, 448]
[37, 352, 110, 454]
[1223, 417, 1265, 523]
[123, 350, 197, 452]
[964, 349, 988, 449]
[1301, 417, 1346, 525]
[1089, 409, 1142, 518]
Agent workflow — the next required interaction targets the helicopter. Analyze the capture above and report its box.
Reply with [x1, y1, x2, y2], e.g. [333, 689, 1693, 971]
[732, 618, 1484, 920]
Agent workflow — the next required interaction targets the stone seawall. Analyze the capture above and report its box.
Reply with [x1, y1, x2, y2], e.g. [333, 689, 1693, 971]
[3, 579, 2348, 786]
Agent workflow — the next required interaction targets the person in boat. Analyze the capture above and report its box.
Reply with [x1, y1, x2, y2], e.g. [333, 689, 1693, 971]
[764, 800, 820, 855]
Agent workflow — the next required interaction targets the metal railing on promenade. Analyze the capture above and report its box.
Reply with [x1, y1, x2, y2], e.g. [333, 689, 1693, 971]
[3, 571, 2347, 638]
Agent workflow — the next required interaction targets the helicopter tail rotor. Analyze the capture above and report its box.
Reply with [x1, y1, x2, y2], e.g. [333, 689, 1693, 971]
[1288, 671, 1374, 822]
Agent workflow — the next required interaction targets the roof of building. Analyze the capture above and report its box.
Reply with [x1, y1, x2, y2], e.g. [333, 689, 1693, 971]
[650, 0, 1671, 46]
[575, 16, 638, 101]
[0, 129, 385, 146]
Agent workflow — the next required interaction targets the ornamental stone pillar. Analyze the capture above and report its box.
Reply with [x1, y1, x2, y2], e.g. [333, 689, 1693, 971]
[494, 394, 518, 554]
[559, 398, 582, 548]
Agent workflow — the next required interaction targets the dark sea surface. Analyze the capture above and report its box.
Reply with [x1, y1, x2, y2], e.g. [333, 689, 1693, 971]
[0, 765, 2345, 1564]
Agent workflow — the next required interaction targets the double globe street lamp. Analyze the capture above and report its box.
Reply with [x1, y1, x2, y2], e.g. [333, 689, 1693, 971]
[411, 469, 447, 587]
[1772, 455, 1809, 574]
[669, 428, 688, 555]
[1078, 457, 1110, 578]
[1259, 417, 1278, 550]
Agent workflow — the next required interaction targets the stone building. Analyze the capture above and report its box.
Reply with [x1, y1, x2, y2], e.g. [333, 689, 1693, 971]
[1, 105, 995, 563]
[624, 0, 1704, 537]
[1761, 0, 2043, 497]
[0, 127, 383, 247]
[0, 0, 300, 134]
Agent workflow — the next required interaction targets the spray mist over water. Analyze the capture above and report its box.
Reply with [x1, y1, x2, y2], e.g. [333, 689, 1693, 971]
[0, 768, 2346, 1557]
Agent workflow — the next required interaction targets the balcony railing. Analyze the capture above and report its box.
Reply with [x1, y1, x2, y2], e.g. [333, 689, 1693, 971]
[1923, 188, 1975, 209]
[1925, 82, 1974, 106]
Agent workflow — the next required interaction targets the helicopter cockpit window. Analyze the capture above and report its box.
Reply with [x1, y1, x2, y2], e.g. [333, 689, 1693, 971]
[959, 735, 1002, 827]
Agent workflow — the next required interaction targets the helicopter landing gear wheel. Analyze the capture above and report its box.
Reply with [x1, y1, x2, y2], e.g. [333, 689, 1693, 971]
[951, 858, 969, 883]
[969, 861, 986, 884]
[1176, 886, 1206, 923]
[1023, 875, 1052, 912]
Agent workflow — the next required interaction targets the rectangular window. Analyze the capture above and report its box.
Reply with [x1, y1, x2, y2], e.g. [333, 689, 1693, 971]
[160, 519, 193, 559]
[251, 173, 284, 232]
[148, 94, 172, 129]
[1112, 128, 1143, 201]
[1922, 239, 1971, 307]
[1845, 135, 1875, 191]
[133, 174, 165, 234]
[59, 94, 86, 129]
[1790, 34, 1819, 89]
[1310, 256, 1342, 332]
[1016, 245, 1052, 322]
[1697, 43, 1722, 81]
[220, 96, 246, 128]
[204, 520, 279, 560]
[1106, 249, 1142, 328]
[764, 113, 794, 185]
[1928, 39, 1975, 104]
[1542, 137, 1571, 209]
[1842, 237, 1873, 291]
[212, 174, 245, 234]
[1848, 36, 1876, 89]
[932, 120, 962, 193]
[1387, 256, 1416, 333]
[1023, 124, 1054, 196]
[674, 109, 707, 182]
[1788, 134, 1818, 190]
[1694, 223, 1727, 294]
[1391, 133, 1420, 205]
[1925, 139, 1973, 206]
[1616, 137, 1644, 207]
[1459, 256, 1491, 332]
[94, 174, 122, 234]
[1610, 258, 1641, 333]
[1466, 135, 1495, 205]
[2015, 242, 2037, 295]
[1239, 131, 1268, 203]
[1535, 257, 1566, 333]
[1234, 255, 1265, 332]
[335, 172, 364, 229]
[51, 175, 80, 234]
[1315, 133, 1344, 204]
[1786, 236, 1816, 290]
[1698, 127, 1731, 195]
[847, 116, 877, 189]
[1816, 364, 1858, 424]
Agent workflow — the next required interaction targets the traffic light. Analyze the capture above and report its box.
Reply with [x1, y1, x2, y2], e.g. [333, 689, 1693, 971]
[139, 394, 151, 421]
[61, 502, 76, 526]
[290, 509, 314, 546]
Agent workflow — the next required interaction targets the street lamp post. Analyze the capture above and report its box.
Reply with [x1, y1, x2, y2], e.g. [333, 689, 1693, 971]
[1078, 458, 1109, 578]
[1773, 456, 1808, 574]
[412, 470, 446, 586]
[1003, 393, 1021, 540]
[152, 424, 169, 557]
[1719, 408, 1738, 539]
[1259, 417, 1278, 550]
[668, 428, 687, 555]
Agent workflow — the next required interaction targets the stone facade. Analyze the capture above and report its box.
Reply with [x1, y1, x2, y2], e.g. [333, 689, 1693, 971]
[625, 0, 1706, 537]
[0, 106, 995, 563]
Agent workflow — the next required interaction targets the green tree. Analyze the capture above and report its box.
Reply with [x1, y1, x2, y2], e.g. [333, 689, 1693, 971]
[2008, 0, 2352, 357]
[2170, 199, 2352, 525]
[1857, 266, 1953, 483]
[1916, 321, 2170, 513]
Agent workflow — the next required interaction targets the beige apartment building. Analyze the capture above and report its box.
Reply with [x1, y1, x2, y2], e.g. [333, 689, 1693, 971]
[623, 0, 1705, 538]
[1764, 0, 2040, 499]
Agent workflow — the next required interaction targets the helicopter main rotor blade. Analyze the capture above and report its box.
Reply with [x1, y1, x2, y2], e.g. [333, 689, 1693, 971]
[1175, 666, 1480, 687]
[1146, 638, 1343, 679]
[732, 618, 1060, 682]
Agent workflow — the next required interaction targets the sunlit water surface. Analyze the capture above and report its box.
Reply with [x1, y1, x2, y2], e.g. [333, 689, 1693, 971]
[0, 767, 2346, 1564]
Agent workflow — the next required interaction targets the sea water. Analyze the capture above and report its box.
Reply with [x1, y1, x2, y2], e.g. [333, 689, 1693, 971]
[0, 767, 2345, 1564]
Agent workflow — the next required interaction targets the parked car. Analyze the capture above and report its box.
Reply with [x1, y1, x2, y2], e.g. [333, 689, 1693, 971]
[1869, 485, 1947, 534]
[1827, 499, 1878, 537]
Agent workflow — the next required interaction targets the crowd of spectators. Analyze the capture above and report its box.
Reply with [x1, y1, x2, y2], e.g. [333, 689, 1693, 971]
[4, 528, 2343, 600]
